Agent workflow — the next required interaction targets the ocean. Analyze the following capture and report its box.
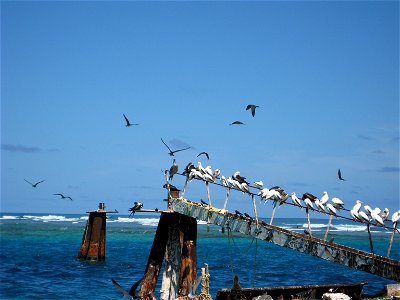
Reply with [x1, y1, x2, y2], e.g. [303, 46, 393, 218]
[0, 213, 399, 299]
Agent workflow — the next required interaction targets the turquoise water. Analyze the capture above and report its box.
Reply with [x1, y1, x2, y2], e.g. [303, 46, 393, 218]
[0, 213, 399, 299]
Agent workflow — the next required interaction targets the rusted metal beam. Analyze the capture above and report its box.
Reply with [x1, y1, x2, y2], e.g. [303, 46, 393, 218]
[216, 281, 368, 300]
[171, 198, 400, 282]
[138, 212, 173, 298]
[77, 211, 106, 261]
[178, 215, 197, 297]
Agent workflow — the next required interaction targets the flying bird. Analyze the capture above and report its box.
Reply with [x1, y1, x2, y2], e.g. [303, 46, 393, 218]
[197, 152, 210, 160]
[338, 168, 346, 181]
[24, 179, 45, 188]
[123, 114, 139, 127]
[229, 121, 244, 125]
[53, 193, 72, 200]
[246, 104, 259, 117]
[161, 138, 190, 156]
[169, 159, 178, 180]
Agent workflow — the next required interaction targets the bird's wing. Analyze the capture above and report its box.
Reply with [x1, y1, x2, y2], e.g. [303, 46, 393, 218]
[251, 107, 256, 117]
[67, 197, 73, 201]
[53, 193, 63, 197]
[24, 179, 33, 185]
[128, 276, 144, 298]
[161, 138, 173, 152]
[36, 180, 46, 185]
[111, 278, 132, 299]
[172, 146, 191, 153]
[123, 114, 131, 125]
[246, 105, 252, 110]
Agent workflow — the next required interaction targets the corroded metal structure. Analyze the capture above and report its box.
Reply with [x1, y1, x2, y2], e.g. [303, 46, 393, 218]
[171, 197, 400, 282]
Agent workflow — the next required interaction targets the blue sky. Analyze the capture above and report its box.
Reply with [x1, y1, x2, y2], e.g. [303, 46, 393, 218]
[1, 1, 399, 219]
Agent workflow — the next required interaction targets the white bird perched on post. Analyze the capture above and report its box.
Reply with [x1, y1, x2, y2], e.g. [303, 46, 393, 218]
[326, 203, 337, 216]
[387, 210, 400, 258]
[213, 169, 221, 179]
[358, 210, 371, 223]
[204, 166, 213, 177]
[233, 171, 249, 184]
[254, 181, 264, 190]
[320, 191, 329, 205]
[364, 205, 373, 216]
[315, 199, 326, 212]
[350, 200, 362, 221]
[197, 162, 206, 175]
[371, 208, 385, 226]
[291, 192, 302, 206]
[220, 176, 228, 187]
[240, 182, 250, 194]
[380, 208, 390, 222]
[332, 197, 344, 209]
[303, 198, 314, 210]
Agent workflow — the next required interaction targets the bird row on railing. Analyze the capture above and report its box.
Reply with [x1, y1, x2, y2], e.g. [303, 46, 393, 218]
[169, 161, 400, 231]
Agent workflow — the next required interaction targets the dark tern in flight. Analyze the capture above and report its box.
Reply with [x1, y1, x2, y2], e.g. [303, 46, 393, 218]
[229, 121, 244, 125]
[197, 152, 209, 160]
[338, 168, 346, 181]
[53, 193, 72, 200]
[123, 114, 139, 127]
[24, 179, 45, 188]
[246, 104, 259, 117]
[161, 138, 190, 156]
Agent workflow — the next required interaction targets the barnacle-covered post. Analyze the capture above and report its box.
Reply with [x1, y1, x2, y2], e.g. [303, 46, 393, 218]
[77, 202, 107, 261]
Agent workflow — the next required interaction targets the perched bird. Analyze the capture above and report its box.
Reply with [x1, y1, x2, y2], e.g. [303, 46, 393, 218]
[163, 183, 181, 192]
[364, 205, 373, 216]
[326, 203, 337, 216]
[220, 176, 228, 187]
[254, 181, 264, 189]
[239, 182, 250, 194]
[302, 192, 317, 210]
[123, 114, 139, 127]
[233, 171, 249, 184]
[392, 211, 400, 224]
[371, 209, 385, 226]
[338, 168, 346, 181]
[320, 192, 329, 205]
[303, 198, 314, 210]
[350, 200, 362, 221]
[229, 121, 245, 125]
[53, 193, 72, 200]
[197, 152, 210, 160]
[213, 169, 221, 179]
[246, 104, 259, 117]
[182, 162, 195, 176]
[161, 138, 190, 156]
[129, 202, 143, 216]
[315, 199, 325, 212]
[358, 210, 370, 223]
[332, 197, 344, 209]
[234, 210, 243, 217]
[380, 208, 390, 222]
[24, 179, 45, 188]
[291, 192, 302, 206]
[168, 159, 178, 180]
[244, 212, 253, 221]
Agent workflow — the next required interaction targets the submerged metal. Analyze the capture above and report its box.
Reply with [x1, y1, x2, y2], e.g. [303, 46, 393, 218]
[171, 197, 400, 282]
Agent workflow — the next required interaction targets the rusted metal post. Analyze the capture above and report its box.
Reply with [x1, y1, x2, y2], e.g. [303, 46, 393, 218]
[178, 215, 197, 297]
[160, 214, 181, 300]
[138, 212, 173, 298]
[77, 203, 107, 261]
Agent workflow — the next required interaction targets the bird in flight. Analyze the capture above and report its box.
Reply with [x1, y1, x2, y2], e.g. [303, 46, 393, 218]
[338, 168, 346, 181]
[197, 152, 209, 160]
[123, 114, 139, 127]
[53, 193, 73, 200]
[229, 121, 244, 125]
[161, 138, 190, 156]
[24, 179, 45, 188]
[246, 104, 259, 117]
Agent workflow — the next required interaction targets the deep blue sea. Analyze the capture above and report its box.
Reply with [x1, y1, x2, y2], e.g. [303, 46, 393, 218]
[0, 213, 399, 299]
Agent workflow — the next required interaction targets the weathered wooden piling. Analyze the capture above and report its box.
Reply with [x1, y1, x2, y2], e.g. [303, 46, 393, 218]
[171, 197, 400, 282]
[77, 203, 107, 261]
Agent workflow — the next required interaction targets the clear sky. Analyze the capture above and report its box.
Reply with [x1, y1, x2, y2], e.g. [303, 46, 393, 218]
[1, 1, 399, 219]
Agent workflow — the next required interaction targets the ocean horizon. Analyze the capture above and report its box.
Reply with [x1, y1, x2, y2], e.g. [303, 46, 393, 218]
[1, 212, 399, 299]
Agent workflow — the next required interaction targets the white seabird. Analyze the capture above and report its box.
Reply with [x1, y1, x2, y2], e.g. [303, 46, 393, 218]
[332, 197, 344, 209]
[364, 205, 373, 216]
[320, 191, 329, 205]
[326, 203, 337, 216]
[291, 192, 302, 206]
[315, 199, 325, 212]
[220, 176, 228, 187]
[358, 210, 370, 223]
[392, 210, 400, 224]
[350, 200, 362, 221]
[254, 181, 264, 189]
[371, 209, 385, 226]
[304, 198, 314, 210]
[380, 208, 390, 222]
